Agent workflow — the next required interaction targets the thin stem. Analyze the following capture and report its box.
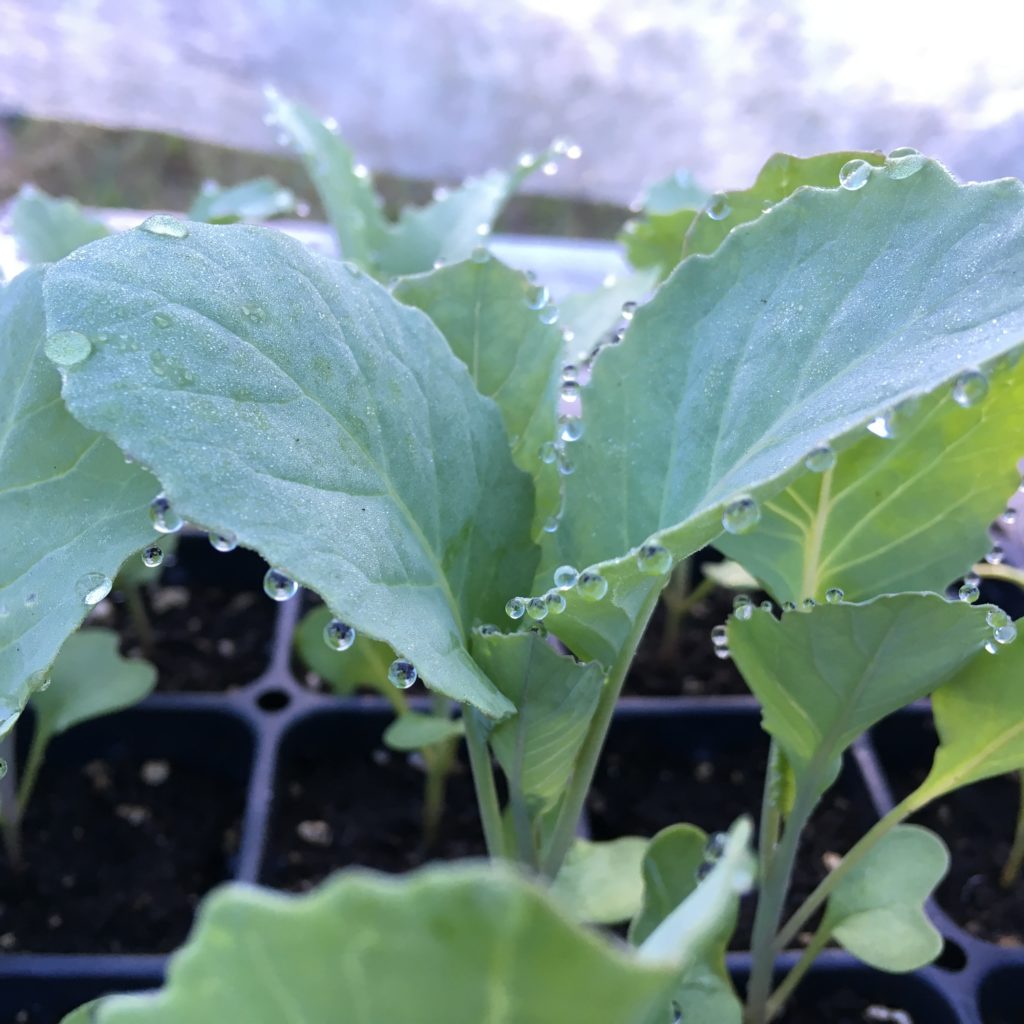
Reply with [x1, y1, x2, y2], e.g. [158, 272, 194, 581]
[973, 562, 1024, 590]
[758, 741, 783, 882]
[16, 729, 46, 813]
[420, 694, 455, 851]
[1001, 770, 1024, 889]
[0, 733, 22, 869]
[541, 582, 663, 878]
[763, 922, 832, 1023]
[657, 564, 706, 664]
[124, 583, 155, 657]
[773, 795, 916, 953]
[463, 709, 506, 860]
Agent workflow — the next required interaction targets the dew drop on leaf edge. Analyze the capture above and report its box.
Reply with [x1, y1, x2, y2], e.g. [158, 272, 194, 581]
[76, 572, 112, 607]
[825, 587, 844, 604]
[576, 570, 608, 602]
[44, 330, 92, 367]
[323, 618, 356, 652]
[149, 493, 184, 535]
[804, 444, 836, 473]
[506, 597, 527, 620]
[958, 582, 980, 604]
[142, 545, 164, 568]
[263, 568, 298, 602]
[526, 596, 549, 621]
[388, 659, 417, 689]
[209, 531, 238, 553]
[951, 369, 989, 409]
[722, 496, 760, 535]
[637, 542, 672, 576]
[839, 159, 871, 191]
[553, 565, 578, 590]
[139, 214, 190, 239]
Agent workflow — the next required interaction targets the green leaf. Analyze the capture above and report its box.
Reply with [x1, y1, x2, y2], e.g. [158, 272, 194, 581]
[393, 258, 562, 529]
[0, 268, 157, 737]
[821, 825, 948, 972]
[294, 606, 396, 696]
[31, 628, 156, 742]
[680, 152, 885, 261]
[619, 171, 708, 278]
[9, 185, 109, 263]
[69, 865, 678, 1024]
[718, 359, 1024, 604]
[45, 223, 539, 718]
[383, 712, 464, 752]
[727, 595, 993, 789]
[550, 836, 648, 924]
[916, 621, 1024, 801]
[188, 177, 297, 224]
[472, 629, 604, 809]
[538, 159, 1024, 665]
[629, 824, 708, 946]
[264, 89, 388, 268]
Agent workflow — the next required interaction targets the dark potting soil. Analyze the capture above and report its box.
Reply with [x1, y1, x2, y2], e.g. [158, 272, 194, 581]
[774, 989, 920, 1023]
[262, 746, 487, 889]
[877, 714, 1024, 945]
[588, 730, 877, 949]
[624, 586, 755, 697]
[0, 752, 244, 953]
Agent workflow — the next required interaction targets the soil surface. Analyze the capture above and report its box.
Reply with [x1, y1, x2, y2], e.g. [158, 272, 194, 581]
[92, 541, 277, 692]
[625, 585, 758, 697]
[588, 726, 878, 948]
[263, 744, 487, 889]
[875, 714, 1024, 945]
[775, 989, 930, 1023]
[0, 751, 244, 953]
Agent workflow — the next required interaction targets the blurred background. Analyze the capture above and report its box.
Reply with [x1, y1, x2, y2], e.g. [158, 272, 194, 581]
[1, 0, 1023, 235]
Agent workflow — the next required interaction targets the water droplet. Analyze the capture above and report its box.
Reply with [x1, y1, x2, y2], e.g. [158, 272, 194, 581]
[760, 600, 774, 613]
[506, 597, 527, 620]
[542, 515, 560, 534]
[576, 570, 608, 602]
[995, 623, 1018, 645]
[558, 416, 584, 443]
[561, 364, 579, 384]
[152, 312, 173, 329]
[554, 565, 579, 590]
[637, 542, 672, 576]
[352, 162, 370, 179]
[45, 330, 92, 367]
[149, 493, 184, 535]
[243, 304, 267, 324]
[710, 624, 728, 647]
[804, 445, 836, 473]
[263, 568, 298, 602]
[538, 306, 559, 326]
[541, 161, 559, 177]
[802, 598, 816, 609]
[323, 618, 356, 651]
[839, 159, 872, 191]
[704, 831, 728, 862]
[474, 223, 491, 239]
[825, 587, 844, 604]
[621, 300, 637, 321]
[561, 381, 581, 403]
[545, 590, 567, 615]
[958, 582, 980, 604]
[713, 647, 731, 660]
[722, 496, 760, 535]
[987, 608, 1011, 629]
[0, 759, 6, 780]
[707, 193, 731, 220]
[526, 596, 549, 621]
[538, 441, 558, 465]
[782, 601, 797, 612]
[888, 146, 920, 158]
[1000, 508, 1017, 526]
[76, 572, 112, 607]
[565, 144, 582, 160]
[556, 449, 575, 476]
[518, 152, 536, 169]
[985, 640, 1000, 655]
[478, 624, 500, 636]
[142, 545, 164, 568]
[470, 246, 490, 264]
[432, 258, 446, 270]
[986, 545, 1006, 565]
[951, 370, 989, 408]
[526, 284, 549, 311]
[139, 214, 189, 239]
[36, 676, 51, 692]
[886, 148, 926, 179]
[209, 532, 238, 553]
[733, 594, 753, 620]
[388, 659, 417, 689]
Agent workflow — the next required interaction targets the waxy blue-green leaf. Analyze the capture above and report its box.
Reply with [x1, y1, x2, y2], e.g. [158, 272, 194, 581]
[0, 269, 157, 737]
[294, 605, 396, 697]
[393, 258, 562, 530]
[538, 160, 1024, 664]
[188, 177, 297, 224]
[718, 359, 1024, 604]
[9, 185, 109, 263]
[916, 620, 1024, 802]
[45, 223, 539, 718]
[821, 825, 948, 972]
[551, 836, 649, 924]
[65, 866, 678, 1024]
[727, 595, 993, 788]
[472, 630, 604, 808]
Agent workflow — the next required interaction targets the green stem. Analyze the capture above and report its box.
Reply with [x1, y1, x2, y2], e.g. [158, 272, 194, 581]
[773, 794, 916, 954]
[758, 741, 783, 882]
[541, 582, 663, 879]
[420, 694, 455, 851]
[1001, 770, 1024, 888]
[124, 583, 155, 657]
[745, 785, 818, 1024]
[763, 922, 832, 1023]
[657, 564, 696, 663]
[16, 729, 46, 814]
[0, 733, 22, 869]
[464, 709, 506, 860]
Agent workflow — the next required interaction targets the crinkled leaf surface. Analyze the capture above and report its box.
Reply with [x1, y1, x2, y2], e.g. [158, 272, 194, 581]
[31, 627, 156, 743]
[0, 269, 157, 736]
[472, 630, 604, 808]
[9, 185, 109, 263]
[294, 606, 396, 697]
[188, 177, 297, 224]
[550, 836, 648, 924]
[821, 825, 948, 972]
[538, 161, 1024, 665]
[393, 258, 562, 528]
[66, 865, 677, 1024]
[382, 712, 464, 751]
[918, 621, 1024, 801]
[718, 359, 1024, 604]
[727, 595, 993, 787]
[45, 224, 539, 718]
